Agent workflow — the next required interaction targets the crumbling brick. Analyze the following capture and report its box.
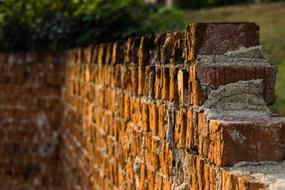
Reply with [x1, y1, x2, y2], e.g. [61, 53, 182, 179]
[1, 23, 284, 190]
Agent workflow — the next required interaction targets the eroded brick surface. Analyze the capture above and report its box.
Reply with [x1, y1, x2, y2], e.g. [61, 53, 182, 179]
[0, 23, 284, 190]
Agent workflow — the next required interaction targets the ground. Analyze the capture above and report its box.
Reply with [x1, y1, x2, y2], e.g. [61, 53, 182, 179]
[182, 2, 285, 115]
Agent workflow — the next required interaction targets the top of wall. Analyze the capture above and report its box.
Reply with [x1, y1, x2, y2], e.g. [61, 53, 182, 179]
[0, 22, 259, 66]
[62, 22, 260, 66]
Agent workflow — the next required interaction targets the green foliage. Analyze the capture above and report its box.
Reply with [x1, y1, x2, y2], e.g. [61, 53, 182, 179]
[0, 0, 184, 51]
[0, 0, 77, 50]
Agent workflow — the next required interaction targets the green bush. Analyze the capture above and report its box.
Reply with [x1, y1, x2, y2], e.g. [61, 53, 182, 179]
[0, 0, 184, 51]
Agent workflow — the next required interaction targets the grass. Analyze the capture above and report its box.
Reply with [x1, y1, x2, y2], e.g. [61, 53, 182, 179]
[182, 2, 285, 115]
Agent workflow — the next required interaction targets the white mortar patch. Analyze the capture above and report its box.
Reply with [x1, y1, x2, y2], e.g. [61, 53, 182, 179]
[226, 161, 285, 189]
[200, 79, 271, 121]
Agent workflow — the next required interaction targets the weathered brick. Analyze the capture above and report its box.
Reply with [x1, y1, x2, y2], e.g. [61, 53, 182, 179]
[149, 102, 158, 136]
[151, 34, 166, 65]
[141, 101, 150, 132]
[154, 67, 162, 99]
[161, 67, 170, 100]
[130, 66, 138, 94]
[169, 66, 179, 103]
[104, 43, 112, 65]
[155, 174, 163, 190]
[185, 23, 260, 61]
[147, 169, 155, 190]
[158, 103, 167, 138]
[124, 94, 131, 120]
[114, 65, 122, 87]
[2, 22, 283, 190]
[138, 35, 155, 66]
[150, 138, 159, 170]
[199, 117, 285, 166]
[159, 141, 173, 176]
[122, 66, 132, 91]
[117, 91, 124, 117]
[125, 37, 141, 65]
[170, 32, 185, 64]
[221, 170, 266, 190]
[192, 64, 277, 106]
[175, 108, 187, 148]
[162, 178, 172, 190]
[97, 44, 106, 66]
[138, 66, 145, 95]
[145, 66, 156, 98]
[177, 69, 189, 106]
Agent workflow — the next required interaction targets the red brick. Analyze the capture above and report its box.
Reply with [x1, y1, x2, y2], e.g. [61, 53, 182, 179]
[175, 108, 187, 148]
[139, 163, 147, 190]
[124, 95, 131, 120]
[221, 170, 266, 190]
[201, 117, 285, 166]
[193, 64, 277, 105]
[151, 34, 166, 65]
[161, 67, 170, 100]
[141, 101, 150, 132]
[159, 141, 173, 176]
[189, 155, 268, 190]
[177, 69, 189, 106]
[158, 103, 167, 138]
[149, 102, 158, 136]
[155, 174, 163, 190]
[122, 66, 132, 91]
[138, 35, 155, 66]
[138, 66, 145, 95]
[169, 66, 179, 103]
[155, 67, 162, 99]
[130, 66, 138, 94]
[186, 110, 196, 149]
[125, 37, 141, 65]
[145, 66, 156, 98]
[147, 169, 155, 190]
[114, 65, 122, 87]
[185, 23, 260, 61]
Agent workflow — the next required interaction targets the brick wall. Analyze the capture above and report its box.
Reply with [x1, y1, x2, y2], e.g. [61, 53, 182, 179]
[0, 23, 284, 190]
[0, 52, 64, 189]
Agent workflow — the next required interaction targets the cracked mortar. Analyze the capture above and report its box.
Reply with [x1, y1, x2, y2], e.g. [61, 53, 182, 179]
[197, 46, 274, 121]
[172, 150, 191, 190]
[197, 45, 273, 67]
[199, 79, 270, 121]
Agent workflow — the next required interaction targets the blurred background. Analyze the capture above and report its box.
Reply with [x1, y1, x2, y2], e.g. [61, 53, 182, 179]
[0, 0, 284, 115]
